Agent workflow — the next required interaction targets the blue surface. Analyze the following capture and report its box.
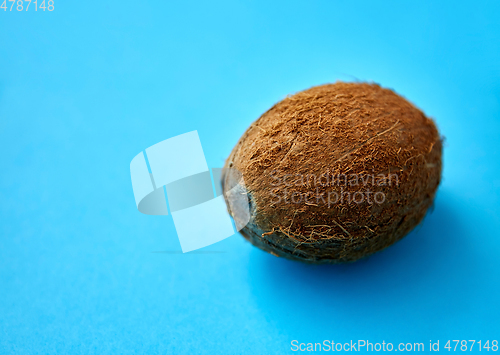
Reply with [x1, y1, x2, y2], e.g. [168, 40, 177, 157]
[1, 1, 499, 353]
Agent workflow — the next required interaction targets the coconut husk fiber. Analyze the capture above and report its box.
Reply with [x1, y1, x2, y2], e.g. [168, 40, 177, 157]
[222, 82, 442, 264]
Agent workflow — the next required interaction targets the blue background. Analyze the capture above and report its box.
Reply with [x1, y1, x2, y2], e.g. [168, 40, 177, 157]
[1, 1, 499, 353]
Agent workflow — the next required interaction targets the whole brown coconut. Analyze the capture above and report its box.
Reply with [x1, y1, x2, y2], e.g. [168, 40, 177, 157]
[222, 82, 442, 263]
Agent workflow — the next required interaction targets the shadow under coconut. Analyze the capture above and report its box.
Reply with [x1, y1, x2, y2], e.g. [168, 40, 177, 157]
[247, 189, 475, 339]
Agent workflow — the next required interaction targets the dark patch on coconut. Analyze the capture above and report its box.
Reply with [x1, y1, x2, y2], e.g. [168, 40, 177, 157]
[222, 82, 442, 264]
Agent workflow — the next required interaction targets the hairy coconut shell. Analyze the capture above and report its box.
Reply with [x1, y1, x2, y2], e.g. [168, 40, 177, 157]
[222, 82, 442, 263]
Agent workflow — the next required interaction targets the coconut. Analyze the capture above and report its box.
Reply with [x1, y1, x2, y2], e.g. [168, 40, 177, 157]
[222, 82, 442, 263]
